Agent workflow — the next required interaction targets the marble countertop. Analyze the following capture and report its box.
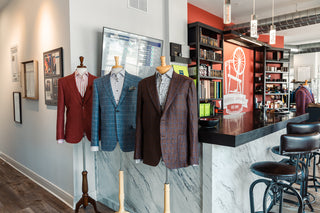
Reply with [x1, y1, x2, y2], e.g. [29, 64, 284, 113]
[199, 111, 309, 147]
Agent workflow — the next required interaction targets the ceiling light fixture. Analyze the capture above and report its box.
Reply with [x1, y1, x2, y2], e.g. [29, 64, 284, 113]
[224, 0, 231, 24]
[250, 0, 258, 38]
[240, 36, 262, 46]
[269, 0, 276, 44]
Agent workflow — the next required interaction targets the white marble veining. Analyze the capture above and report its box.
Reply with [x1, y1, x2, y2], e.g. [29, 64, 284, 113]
[93, 129, 287, 213]
[95, 145, 202, 213]
[210, 129, 286, 213]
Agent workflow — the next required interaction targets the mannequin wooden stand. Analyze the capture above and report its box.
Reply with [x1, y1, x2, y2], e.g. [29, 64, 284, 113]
[75, 139, 99, 212]
[116, 170, 129, 213]
[116, 144, 130, 213]
[164, 168, 170, 213]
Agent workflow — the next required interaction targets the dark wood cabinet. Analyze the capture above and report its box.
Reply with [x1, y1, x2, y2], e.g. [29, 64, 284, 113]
[254, 47, 291, 111]
[188, 22, 224, 117]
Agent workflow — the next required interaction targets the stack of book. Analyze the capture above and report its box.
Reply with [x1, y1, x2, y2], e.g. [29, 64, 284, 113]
[200, 80, 222, 99]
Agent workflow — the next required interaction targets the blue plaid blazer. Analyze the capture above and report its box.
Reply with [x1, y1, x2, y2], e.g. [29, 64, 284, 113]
[91, 71, 141, 152]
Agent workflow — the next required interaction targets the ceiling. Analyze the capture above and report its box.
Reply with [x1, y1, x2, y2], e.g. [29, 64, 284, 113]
[188, 0, 320, 45]
[0, 0, 8, 11]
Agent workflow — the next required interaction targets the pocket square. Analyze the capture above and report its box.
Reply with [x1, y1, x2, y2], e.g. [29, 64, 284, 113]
[129, 86, 136, 91]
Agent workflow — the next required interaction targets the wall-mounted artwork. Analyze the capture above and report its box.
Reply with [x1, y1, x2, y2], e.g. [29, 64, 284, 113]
[13, 92, 22, 124]
[22, 60, 39, 100]
[43, 47, 63, 106]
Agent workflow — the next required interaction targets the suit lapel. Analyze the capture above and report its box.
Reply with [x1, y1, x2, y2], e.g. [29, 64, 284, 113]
[163, 72, 181, 113]
[102, 74, 117, 107]
[147, 74, 161, 115]
[68, 73, 82, 104]
[117, 71, 130, 106]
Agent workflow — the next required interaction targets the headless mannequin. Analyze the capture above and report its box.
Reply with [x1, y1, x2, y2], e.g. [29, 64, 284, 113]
[92, 56, 129, 213]
[157, 56, 172, 213]
[74, 56, 99, 213]
[57, 57, 88, 144]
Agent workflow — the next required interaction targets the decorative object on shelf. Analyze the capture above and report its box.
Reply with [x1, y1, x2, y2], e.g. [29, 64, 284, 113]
[13, 92, 22, 124]
[269, 0, 276, 44]
[172, 65, 189, 77]
[199, 117, 219, 128]
[21, 60, 38, 100]
[43, 47, 63, 106]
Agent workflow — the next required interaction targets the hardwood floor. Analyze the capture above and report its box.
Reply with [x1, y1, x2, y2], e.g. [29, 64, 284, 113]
[0, 159, 113, 213]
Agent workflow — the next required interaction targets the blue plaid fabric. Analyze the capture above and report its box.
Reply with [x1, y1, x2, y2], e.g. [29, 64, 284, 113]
[91, 71, 141, 152]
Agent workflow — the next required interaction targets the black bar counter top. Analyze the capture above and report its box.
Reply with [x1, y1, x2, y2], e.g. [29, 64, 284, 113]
[199, 111, 309, 147]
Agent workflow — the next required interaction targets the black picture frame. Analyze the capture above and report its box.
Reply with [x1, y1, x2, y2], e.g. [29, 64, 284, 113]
[13, 92, 22, 124]
[43, 47, 63, 106]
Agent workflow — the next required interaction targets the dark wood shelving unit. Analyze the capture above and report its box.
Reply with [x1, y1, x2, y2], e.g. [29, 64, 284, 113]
[254, 47, 291, 110]
[188, 22, 224, 118]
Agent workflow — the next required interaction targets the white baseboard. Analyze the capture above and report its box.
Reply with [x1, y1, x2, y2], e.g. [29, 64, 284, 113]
[0, 152, 74, 208]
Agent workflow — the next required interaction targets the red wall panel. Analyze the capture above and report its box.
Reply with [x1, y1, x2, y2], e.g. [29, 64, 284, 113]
[187, 3, 284, 114]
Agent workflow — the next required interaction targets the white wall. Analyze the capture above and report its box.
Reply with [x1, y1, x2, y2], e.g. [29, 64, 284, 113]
[0, 0, 74, 204]
[0, 0, 189, 209]
[68, 0, 188, 210]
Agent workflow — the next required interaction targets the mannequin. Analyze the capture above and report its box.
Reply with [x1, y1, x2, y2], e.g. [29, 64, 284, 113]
[134, 56, 199, 213]
[91, 56, 141, 213]
[56, 56, 99, 212]
[295, 79, 314, 115]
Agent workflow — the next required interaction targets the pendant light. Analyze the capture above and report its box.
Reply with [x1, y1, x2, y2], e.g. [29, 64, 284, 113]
[250, 0, 258, 38]
[269, 0, 276, 44]
[224, 0, 231, 24]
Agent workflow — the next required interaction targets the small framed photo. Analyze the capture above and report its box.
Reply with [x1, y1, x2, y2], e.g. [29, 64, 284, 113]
[43, 47, 63, 105]
[21, 60, 39, 100]
[13, 92, 22, 124]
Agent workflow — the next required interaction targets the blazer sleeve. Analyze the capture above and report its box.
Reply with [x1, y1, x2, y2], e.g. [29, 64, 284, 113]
[56, 79, 65, 140]
[187, 80, 199, 165]
[91, 80, 100, 149]
[134, 81, 143, 160]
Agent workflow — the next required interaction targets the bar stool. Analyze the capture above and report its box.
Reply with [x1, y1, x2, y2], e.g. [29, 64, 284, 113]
[249, 132, 320, 213]
[271, 122, 320, 192]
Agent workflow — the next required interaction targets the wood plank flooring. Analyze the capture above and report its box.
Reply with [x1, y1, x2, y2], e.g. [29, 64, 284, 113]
[0, 159, 113, 213]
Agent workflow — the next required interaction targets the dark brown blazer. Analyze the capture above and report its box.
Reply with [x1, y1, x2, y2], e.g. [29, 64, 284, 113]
[56, 73, 97, 143]
[134, 72, 199, 169]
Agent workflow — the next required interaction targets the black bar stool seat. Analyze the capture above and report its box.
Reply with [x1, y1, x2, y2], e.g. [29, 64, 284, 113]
[251, 161, 301, 181]
[250, 132, 320, 213]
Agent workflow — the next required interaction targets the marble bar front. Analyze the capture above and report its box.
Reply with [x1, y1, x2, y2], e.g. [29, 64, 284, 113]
[94, 111, 308, 213]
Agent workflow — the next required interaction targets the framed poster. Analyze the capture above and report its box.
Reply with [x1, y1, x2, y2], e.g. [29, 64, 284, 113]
[43, 47, 63, 105]
[101, 27, 163, 78]
[13, 92, 22, 124]
[22, 60, 39, 100]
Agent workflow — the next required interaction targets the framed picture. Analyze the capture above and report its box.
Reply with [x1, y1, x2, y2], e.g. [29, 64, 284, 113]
[13, 92, 22, 124]
[43, 47, 63, 105]
[21, 60, 39, 100]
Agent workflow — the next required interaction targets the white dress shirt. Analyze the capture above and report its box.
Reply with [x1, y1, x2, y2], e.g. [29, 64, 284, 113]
[110, 68, 125, 105]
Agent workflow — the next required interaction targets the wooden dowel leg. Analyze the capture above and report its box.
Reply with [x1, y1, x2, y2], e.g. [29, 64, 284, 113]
[164, 183, 170, 213]
[116, 170, 129, 213]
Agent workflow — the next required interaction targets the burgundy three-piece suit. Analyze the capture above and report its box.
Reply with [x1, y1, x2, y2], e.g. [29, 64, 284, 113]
[56, 73, 97, 143]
